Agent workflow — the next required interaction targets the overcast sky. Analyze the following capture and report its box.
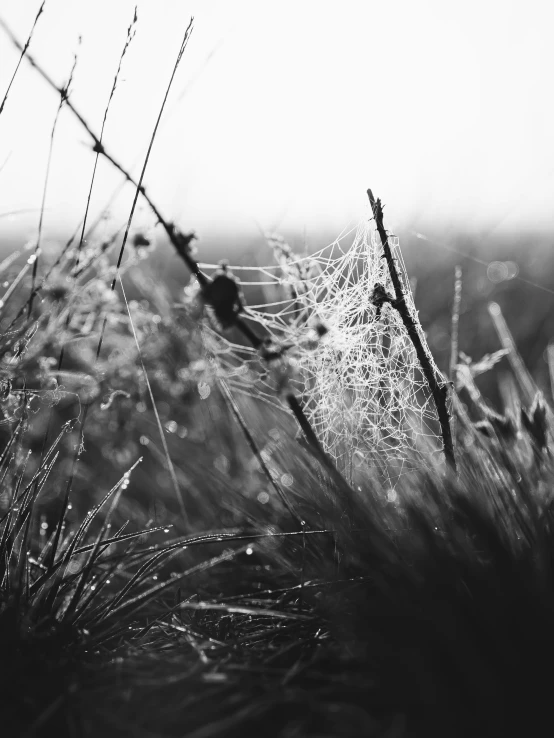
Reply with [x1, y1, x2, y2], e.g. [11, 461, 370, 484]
[0, 0, 553, 244]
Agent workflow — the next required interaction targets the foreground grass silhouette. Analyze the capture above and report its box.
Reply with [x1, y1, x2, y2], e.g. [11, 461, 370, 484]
[0, 240, 552, 737]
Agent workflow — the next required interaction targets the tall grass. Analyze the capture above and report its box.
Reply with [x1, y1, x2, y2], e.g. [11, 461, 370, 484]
[0, 9, 553, 738]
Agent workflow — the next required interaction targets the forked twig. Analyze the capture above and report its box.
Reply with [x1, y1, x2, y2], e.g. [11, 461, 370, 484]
[367, 189, 456, 471]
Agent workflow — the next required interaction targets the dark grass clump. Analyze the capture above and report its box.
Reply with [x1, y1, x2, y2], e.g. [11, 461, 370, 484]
[2, 366, 554, 737]
[0, 414, 254, 736]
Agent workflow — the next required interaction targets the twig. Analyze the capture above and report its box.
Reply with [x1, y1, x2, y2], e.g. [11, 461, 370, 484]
[449, 265, 462, 381]
[285, 392, 350, 490]
[367, 188, 456, 471]
[120, 280, 187, 522]
[449, 265, 462, 443]
[0, 1, 45, 116]
[29, 41, 79, 316]
[74, 6, 138, 274]
[487, 302, 536, 406]
[218, 377, 304, 528]
[547, 343, 554, 404]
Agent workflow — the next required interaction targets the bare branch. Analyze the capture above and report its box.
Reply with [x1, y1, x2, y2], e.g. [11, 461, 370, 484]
[367, 188, 457, 471]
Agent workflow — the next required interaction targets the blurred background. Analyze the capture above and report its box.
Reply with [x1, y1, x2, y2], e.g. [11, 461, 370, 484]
[0, 0, 553, 392]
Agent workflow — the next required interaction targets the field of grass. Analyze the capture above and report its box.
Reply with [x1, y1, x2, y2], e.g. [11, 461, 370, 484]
[1, 8, 554, 738]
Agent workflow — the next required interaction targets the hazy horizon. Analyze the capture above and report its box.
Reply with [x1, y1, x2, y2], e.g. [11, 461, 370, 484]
[1, 0, 554, 244]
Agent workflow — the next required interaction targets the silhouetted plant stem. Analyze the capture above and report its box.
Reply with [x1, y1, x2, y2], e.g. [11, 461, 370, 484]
[448, 266, 463, 441]
[487, 301, 536, 406]
[29, 42, 79, 317]
[74, 7, 138, 275]
[218, 378, 304, 528]
[286, 393, 352, 494]
[0, 1, 45, 117]
[367, 188, 457, 471]
[450, 265, 462, 381]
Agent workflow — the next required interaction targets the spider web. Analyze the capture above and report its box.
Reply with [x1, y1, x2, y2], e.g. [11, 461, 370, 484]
[197, 217, 443, 477]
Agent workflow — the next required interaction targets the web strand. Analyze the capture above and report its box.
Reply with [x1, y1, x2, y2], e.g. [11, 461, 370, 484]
[199, 218, 442, 476]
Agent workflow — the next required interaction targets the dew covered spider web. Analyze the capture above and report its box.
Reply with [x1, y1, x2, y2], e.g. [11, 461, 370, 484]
[196, 217, 443, 478]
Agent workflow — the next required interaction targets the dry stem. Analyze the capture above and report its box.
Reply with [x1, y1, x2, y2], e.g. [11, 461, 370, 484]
[367, 189, 456, 471]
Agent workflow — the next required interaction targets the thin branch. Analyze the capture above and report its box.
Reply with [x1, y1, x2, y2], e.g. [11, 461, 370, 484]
[448, 265, 462, 444]
[548, 343, 554, 404]
[0, 1, 45, 116]
[367, 188, 456, 471]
